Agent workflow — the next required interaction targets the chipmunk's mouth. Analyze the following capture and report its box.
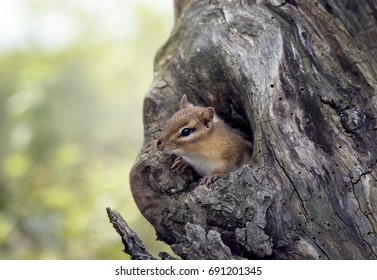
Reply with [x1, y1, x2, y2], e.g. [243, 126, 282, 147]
[167, 149, 183, 157]
[156, 139, 178, 155]
[164, 147, 179, 155]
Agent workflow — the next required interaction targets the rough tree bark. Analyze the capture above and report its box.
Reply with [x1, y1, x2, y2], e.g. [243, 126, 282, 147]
[126, 0, 377, 259]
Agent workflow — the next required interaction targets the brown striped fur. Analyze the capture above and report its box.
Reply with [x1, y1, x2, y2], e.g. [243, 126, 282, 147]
[157, 95, 253, 185]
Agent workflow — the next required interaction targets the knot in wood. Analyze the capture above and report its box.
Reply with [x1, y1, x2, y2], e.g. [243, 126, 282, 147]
[340, 108, 364, 132]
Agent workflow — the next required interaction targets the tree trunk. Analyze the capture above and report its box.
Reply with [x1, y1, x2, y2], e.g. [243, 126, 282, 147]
[129, 0, 377, 259]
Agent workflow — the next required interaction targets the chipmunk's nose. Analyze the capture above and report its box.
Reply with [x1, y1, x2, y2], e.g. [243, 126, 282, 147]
[156, 139, 164, 151]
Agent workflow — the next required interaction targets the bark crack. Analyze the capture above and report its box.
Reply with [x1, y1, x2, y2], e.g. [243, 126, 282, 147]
[274, 155, 309, 221]
[350, 159, 377, 188]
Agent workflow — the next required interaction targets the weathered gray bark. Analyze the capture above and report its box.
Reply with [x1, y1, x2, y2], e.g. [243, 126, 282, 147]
[129, 0, 377, 259]
[106, 208, 176, 260]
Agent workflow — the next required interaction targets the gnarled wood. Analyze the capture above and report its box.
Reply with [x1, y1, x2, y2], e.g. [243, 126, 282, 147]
[129, 0, 377, 259]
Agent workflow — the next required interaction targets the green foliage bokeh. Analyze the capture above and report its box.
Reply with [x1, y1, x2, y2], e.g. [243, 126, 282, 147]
[0, 0, 173, 259]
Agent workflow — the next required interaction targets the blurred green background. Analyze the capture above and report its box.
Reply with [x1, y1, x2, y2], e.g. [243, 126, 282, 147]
[0, 0, 173, 259]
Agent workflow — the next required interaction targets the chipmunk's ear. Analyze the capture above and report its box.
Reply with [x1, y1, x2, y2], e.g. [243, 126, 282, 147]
[180, 95, 193, 109]
[200, 107, 215, 128]
[180, 95, 188, 109]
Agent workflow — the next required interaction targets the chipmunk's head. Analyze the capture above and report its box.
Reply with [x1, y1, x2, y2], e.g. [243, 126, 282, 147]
[157, 95, 217, 155]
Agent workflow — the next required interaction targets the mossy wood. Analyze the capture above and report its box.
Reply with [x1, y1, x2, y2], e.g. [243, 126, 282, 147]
[127, 0, 377, 259]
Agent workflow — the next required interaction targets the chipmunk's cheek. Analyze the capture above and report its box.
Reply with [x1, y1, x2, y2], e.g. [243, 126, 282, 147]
[169, 145, 184, 156]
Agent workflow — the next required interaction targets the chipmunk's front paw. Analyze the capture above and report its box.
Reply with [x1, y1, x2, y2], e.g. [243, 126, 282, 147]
[170, 157, 189, 174]
[199, 174, 220, 186]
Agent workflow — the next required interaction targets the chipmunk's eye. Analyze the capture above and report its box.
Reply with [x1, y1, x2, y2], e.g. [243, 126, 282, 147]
[180, 128, 193, 137]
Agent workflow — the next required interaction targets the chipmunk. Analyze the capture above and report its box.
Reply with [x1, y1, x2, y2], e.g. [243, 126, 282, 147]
[156, 95, 253, 186]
